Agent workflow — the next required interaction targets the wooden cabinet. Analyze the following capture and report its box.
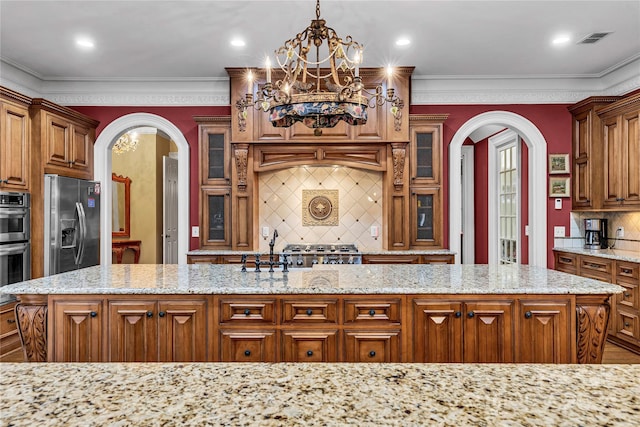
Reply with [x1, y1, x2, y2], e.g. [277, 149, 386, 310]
[0, 88, 30, 191]
[50, 298, 103, 362]
[219, 330, 277, 362]
[200, 188, 231, 247]
[515, 299, 572, 363]
[281, 330, 339, 362]
[344, 330, 401, 362]
[0, 301, 21, 360]
[598, 94, 640, 210]
[568, 96, 620, 210]
[412, 298, 514, 363]
[410, 188, 442, 247]
[108, 300, 158, 362]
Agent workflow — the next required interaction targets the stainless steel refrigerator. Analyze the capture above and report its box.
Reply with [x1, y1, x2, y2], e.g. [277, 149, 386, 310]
[44, 175, 101, 276]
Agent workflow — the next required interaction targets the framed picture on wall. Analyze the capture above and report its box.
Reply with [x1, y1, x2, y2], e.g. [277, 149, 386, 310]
[549, 153, 570, 174]
[549, 177, 570, 197]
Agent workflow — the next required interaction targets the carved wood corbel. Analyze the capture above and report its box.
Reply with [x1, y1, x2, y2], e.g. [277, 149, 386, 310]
[575, 295, 610, 364]
[15, 295, 48, 362]
[391, 142, 407, 190]
[233, 144, 249, 191]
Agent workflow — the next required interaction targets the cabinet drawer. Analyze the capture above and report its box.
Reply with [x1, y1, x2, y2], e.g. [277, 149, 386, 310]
[580, 256, 613, 281]
[617, 282, 639, 310]
[344, 330, 401, 362]
[617, 262, 639, 282]
[282, 299, 338, 324]
[0, 302, 18, 336]
[219, 299, 276, 324]
[219, 330, 276, 362]
[281, 330, 338, 362]
[615, 309, 639, 342]
[344, 298, 401, 324]
[554, 252, 577, 274]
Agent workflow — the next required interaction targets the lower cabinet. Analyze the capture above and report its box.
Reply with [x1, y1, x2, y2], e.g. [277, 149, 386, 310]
[0, 301, 21, 360]
[344, 330, 401, 362]
[50, 298, 103, 362]
[281, 330, 339, 362]
[219, 330, 277, 362]
[515, 300, 572, 363]
[412, 299, 513, 363]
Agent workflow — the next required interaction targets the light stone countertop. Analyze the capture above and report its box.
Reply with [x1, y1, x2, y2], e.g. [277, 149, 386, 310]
[553, 247, 640, 264]
[0, 264, 623, 296]
[186, 248, 457, 256]
[1, 362, 639, 426]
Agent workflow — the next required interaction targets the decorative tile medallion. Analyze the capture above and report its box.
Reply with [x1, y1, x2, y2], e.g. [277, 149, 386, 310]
[302, 189, 338, 226]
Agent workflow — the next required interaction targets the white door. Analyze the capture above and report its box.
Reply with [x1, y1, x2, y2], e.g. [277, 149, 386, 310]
[163, 156, 178, 264]
[461, 146, 475, 264]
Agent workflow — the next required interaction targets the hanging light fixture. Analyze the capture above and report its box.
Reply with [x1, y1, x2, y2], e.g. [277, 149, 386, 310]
[112, 132, 139, 155]
[235, 0, 403, 134]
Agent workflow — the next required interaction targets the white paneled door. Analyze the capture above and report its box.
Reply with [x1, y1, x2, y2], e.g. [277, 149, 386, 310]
[163, 155, 178, 264]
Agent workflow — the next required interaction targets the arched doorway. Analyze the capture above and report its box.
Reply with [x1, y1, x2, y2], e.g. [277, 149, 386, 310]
[94, 113, 190, 264]
[449, 111, 547, 267]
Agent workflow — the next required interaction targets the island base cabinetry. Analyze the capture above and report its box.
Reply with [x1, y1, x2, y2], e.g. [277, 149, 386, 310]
[15, 292, 610, 363]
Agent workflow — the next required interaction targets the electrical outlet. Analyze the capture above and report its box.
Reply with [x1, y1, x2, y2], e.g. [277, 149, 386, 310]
[616, 227, 624, 238]
[553, 226, 566, 237]
[191, 226, 199, 238]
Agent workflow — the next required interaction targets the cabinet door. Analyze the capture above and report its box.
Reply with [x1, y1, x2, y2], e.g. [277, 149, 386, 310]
[410, 189, 442, 247]
[200, 188, 231, 246]
[158, 299, 208, 362]
[281, 330, 339, 362]
[621, 110, 639, 207]
[108, 301, 158, 362]
[344, 330, 401, 362]
[51, 300, 103, 362]
[0, 100, 30, 190]
[199, 124, 231, 186]
[44, 112, 72, 168]
[572, 109, 596, 209]
[516, 300, 572, 363]
[69, 122, 92, 174]
[410, 124, 441, 186]
[463, 301, 513, 363]
[412, 300, 463, 363]
[219, 330, 276, 362]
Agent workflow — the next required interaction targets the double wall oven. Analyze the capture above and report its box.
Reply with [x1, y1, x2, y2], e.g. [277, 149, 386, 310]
[0, 192, 30, 304]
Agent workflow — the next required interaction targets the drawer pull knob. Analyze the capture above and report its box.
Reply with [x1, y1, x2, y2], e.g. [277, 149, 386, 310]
[369, 351, 376, 357]
[467, 311, 475, 318]
[306, 309, 313, 316]
[624, 292, 631, 298]
[146, 311, 153, 318]
[369, 309, 376, 316]
[7, 318, 15, 323]
[525, 311, 532, 319]
[625, 322, 631, 327]
[158, 311, 166, 317]
[454, 311, 462, 318]
[244, 350, 251, 356]
[560, 257, 572, 263]
[306, 350, 313, 357]
[622, 269, 632, 274]
[90, 311, 97, 318]
[244, 309, 251, 316]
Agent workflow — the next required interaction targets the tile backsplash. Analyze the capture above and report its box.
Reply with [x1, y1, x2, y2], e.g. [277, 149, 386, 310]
[555, 211, 640, 252]
[258, 166, 383, 252]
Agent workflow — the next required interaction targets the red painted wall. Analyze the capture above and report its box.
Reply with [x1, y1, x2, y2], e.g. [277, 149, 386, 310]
[71, 106, 230, 250]
[72, 103, 572, 266]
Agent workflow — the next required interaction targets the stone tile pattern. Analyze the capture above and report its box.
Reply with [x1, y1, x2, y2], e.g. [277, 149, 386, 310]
[558, 212, 640, 252]
[0, 264, 623, 296]
[258, 166, 383, 252]
[1, 363, 639, 426]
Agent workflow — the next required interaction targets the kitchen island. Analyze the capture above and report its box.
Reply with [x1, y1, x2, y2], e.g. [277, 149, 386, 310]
[2, 362, 639, 425]
[3, 264, 623, 364]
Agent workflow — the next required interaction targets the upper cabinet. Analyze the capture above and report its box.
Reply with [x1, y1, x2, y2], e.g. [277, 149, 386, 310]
[598, 93, 640, 210]
[0, 87, 31, 191]
[30, 98, 99, 180]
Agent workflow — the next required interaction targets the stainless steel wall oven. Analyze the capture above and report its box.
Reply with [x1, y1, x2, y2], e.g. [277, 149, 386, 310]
[0, 192, 31, 304]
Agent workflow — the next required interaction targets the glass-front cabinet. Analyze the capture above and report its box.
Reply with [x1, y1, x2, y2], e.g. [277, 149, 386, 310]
[411, 188, 441, 247]
[200, 189, 230, 246]
[410, 122, 441, 186]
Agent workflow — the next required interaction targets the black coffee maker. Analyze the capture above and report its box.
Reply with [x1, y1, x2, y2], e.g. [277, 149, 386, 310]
[584, 218, 608, 249]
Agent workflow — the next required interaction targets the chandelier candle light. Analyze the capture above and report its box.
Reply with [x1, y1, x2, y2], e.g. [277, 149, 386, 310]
[112, 132, 139, 155]
[235, 0, 404, 135]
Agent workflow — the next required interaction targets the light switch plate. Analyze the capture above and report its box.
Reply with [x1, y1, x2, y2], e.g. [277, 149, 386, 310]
[370, 226, 379, 238]
[554, 198, 562, 210]
[554, 226, 565, 237]
[191, 226, 199, 238]
[262, 226, 270, 237]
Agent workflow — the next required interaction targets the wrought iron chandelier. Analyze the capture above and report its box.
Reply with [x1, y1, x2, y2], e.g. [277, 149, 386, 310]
[235, 0, 403, 134]
[112, 132, 138, 155]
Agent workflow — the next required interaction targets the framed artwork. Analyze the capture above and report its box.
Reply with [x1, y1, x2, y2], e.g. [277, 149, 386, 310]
[549, 154, 569, 174]
[549, 177, 570, 197]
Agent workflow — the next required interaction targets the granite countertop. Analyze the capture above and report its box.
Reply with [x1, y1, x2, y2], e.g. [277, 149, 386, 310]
[186, 249, 457, 256]
[0, 264, 623, 296]
[553, 247, 640, 264]
[1, 362, 638, 426]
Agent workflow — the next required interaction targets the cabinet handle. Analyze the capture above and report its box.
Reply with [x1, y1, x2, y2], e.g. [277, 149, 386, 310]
[0, 179, 8, 184]
[560, 257, 572, 264]
[306, 350, 314, 357]
[369, 350, 376, 357]
[146, 311, 153, 318]
[621, 268, 632, 274]
[616, 197, 625, 202]
[525, 311, 532, 319]
[90, 311, 97, 318]
[454, 311, 462, 318]
[244, 350, 251, 356]
[369, 309, 376, 316]
[7, 318, 15, 323]
[467, 311, 475, 318]
[306, 308, 313, 316]
[585, 262, 604, 269]
[624, 322, 631, 327]
[244, 308, 251, 316]
[158, 311, 166, 317]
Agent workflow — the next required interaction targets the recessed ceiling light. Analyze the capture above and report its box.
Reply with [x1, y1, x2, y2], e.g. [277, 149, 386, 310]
[75, 37, 95, 49]
[231, 38, 246, 47]
[552, 34, 571, 45]
[395, 38, 411, 47]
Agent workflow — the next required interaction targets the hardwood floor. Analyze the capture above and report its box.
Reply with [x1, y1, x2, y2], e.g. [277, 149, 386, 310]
[2, 341, 639, 363]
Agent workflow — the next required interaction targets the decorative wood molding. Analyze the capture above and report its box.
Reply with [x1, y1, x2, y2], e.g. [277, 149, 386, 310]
[233, 144, 249, 191]
[15, 296, 49, 362]
[576, 295, 610, 364]
[391, 143, 407, 190]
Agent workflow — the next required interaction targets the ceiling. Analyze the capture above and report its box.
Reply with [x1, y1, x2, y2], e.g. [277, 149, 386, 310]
[1, 0, 639, 104]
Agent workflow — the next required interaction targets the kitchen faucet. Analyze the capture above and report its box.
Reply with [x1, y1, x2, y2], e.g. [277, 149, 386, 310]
[241, 229, 288, 272]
